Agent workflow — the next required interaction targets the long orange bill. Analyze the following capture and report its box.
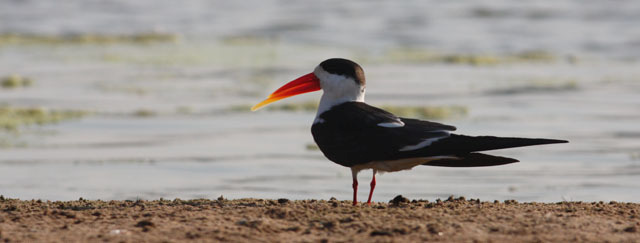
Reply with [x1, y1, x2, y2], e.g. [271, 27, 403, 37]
[251, 72, 321, 111]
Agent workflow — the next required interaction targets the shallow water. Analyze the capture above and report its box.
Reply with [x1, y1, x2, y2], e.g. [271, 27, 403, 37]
[1, 0, 639, 202]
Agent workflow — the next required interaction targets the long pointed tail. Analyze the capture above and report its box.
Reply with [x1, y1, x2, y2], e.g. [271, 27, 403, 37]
[420, 134, 568, 156]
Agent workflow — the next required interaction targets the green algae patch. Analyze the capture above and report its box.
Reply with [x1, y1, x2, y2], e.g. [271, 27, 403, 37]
[1, 74, 32, 89]
[221, 35, 278, 46]
[512, 50, 555, 62]
[379, 105, 468, 120]
[229, 101, 319, 113]
[488, 79, 579, 95]
[237, 101, 467, 119]
[0, 33, 179, 46]
[0, 106, 87, 131]
[96, 83, 148, 96]
[384, 48, 556, 65]
[133, 109, 157, 117]
[228, 104, 253, 112]
[440, 54, 500, 66]
[305, 143, 320, 151]
[175, 106, 193, 115]
[266, 101, 319, 112]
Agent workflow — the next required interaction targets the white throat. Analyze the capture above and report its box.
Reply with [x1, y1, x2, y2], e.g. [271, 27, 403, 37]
[313, 66, 365, 123]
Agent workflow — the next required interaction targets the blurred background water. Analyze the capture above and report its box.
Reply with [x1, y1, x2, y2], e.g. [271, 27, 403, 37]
[1, 0, 639, 202]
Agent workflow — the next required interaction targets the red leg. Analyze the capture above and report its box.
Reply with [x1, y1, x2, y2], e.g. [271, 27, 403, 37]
[366, 172, 376, 205]
[352, 178, 358, 206]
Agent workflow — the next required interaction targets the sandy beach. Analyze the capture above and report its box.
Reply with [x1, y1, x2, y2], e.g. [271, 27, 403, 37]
[1, 196, 638, 242]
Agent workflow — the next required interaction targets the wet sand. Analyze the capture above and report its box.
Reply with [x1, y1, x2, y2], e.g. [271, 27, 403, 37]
[1, 196, 639, 242]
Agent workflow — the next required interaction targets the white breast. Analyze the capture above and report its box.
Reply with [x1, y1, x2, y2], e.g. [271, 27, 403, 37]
[313, 65, 365, 123]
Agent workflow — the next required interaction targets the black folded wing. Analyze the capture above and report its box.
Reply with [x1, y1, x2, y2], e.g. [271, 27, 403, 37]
[311, 102, 567, 168]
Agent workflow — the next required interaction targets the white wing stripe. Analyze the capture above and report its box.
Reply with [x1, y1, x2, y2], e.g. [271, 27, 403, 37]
[398, 136, 445, 151]
[377, 120, 405, 128]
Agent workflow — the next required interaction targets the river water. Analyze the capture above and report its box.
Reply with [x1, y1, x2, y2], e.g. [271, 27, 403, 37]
[1, 0, 639, 202]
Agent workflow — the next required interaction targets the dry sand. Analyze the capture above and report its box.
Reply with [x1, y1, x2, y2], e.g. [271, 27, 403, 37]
[1, 195, 639, 242]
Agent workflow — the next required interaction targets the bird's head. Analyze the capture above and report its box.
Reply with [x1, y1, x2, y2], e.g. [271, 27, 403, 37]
[251, 58, 365, 111]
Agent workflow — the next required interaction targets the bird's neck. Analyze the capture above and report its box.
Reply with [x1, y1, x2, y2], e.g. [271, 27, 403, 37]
[314, 89, 365, 123]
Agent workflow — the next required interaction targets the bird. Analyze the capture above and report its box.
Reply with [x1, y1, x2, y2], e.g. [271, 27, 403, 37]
[251, 58, 568, 206]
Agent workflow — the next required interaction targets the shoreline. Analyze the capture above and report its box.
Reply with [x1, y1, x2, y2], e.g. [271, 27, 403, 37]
[1, 196, 639, 242]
